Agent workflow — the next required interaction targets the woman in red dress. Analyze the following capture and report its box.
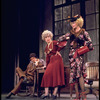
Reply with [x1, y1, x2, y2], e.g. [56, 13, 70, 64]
[41, 30, 66, 99]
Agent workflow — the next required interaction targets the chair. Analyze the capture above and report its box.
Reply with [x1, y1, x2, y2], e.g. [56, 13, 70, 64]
[16, 72, 37, 97]
[84, 61, 99, 99]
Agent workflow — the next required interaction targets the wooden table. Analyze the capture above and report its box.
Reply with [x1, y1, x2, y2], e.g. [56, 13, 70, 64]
[36, 68, 45, 96]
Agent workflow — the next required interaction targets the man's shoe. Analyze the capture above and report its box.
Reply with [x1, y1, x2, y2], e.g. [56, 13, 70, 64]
[29, 94, 37, 97]
[40, 94, 50, 99]
[6, 92, 14, 99]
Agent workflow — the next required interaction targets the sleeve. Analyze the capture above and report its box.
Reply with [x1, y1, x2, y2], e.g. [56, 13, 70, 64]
[57, 33, 70, 42]
[38, 59, 46, 67]
[84, 31, 94, 50]
[57, 41, 67, 51]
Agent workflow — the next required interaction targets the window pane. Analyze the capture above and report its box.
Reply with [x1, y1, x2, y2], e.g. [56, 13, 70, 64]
[54, 35, 61, 40]
[54, 0, 62, 6]
[86, 14, 95, 30]
[55, 21, 63, 35]
[55, 7, 62, 21]
[55, 22, 58, 35]
[72, 3, 80, 16]
[97, 29, 99, 45]
[87, 30, 97, 45]
[62, 47, 70, 65]
[63, 20, 71, 34]
[95, 0, 99, 12]
[96, 13, 99, 28]
[63, 5, 71, 19]
[87, 46, 99, 62]
[85, 0, 95, 14]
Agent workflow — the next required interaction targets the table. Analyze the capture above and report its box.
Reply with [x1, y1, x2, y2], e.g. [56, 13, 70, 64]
[36, 67, 45, 96]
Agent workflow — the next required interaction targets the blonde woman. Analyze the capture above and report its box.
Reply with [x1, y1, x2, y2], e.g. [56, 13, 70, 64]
[58, 15, 93, 100]
[40, 30, 66, 99]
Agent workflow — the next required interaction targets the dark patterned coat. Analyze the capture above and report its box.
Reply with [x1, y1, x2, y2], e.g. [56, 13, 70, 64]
[58, 28, 93, 84]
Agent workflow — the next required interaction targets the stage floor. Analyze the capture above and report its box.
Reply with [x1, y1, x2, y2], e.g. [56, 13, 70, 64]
[1, 93, 98, 100]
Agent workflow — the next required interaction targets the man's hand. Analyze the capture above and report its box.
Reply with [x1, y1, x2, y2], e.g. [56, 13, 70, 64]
[35, 60, 39, 66]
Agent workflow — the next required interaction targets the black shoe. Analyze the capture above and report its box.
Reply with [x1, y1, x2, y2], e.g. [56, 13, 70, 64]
[51, 95, 57, 99]
[40, 94, 50, 99]
[6, 92, 14, 99]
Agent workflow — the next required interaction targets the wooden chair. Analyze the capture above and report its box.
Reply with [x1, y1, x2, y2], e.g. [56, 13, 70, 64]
[84, 61, 99, 99]
[15, 72, 37, 97]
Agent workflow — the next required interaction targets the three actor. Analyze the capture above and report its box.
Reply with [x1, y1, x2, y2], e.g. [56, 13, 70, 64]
[6, 15, 93, 100]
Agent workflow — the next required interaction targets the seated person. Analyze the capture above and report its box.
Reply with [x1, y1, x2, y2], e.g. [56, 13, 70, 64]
[6, 53, 46, 99]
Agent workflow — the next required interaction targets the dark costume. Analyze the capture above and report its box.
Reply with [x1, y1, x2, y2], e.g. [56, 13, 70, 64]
[41, 40, 66, 87]
[58, 28, 93, 84]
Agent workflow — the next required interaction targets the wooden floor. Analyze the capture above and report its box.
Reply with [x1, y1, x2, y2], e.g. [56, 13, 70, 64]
[1, 93, 99, 100]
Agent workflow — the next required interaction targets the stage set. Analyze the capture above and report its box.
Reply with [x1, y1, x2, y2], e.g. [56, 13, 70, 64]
[1, 0, 99, 100]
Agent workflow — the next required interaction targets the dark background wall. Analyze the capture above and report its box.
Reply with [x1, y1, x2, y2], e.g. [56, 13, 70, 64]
[1, 0, 46, 93]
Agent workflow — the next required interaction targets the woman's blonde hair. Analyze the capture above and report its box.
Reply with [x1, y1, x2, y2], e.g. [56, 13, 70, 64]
[42, 30, 53, 40]
[70, 15, 84, 28]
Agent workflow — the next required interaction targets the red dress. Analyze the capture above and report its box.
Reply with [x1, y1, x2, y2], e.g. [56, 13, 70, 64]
[41, 40, 66, 87]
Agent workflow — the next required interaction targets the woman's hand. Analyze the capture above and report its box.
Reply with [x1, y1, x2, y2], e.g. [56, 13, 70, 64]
[55, 51, 61, 56]
[42, 66, 46, 69]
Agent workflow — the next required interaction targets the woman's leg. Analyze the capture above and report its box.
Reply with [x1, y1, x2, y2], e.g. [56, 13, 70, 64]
[53, 87, 58, 96]
[40, 87, 49, 99]
[79, 76, 86, 100]
[70, 84, 74, 99]
[74, 82, 80, 99]
[79, 76, 85, 92]
[44, 87, 49, 95]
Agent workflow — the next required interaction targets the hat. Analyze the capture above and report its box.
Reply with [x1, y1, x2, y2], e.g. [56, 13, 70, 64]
[29, 53, 36, 58]
[67, 15, 81, 22]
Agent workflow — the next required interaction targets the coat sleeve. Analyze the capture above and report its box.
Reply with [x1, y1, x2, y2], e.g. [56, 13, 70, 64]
[38, 59, 46, 67]
[57, 33, 70, 42]
[57, 41, 67, 51]
[84, 31, 94, 50]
